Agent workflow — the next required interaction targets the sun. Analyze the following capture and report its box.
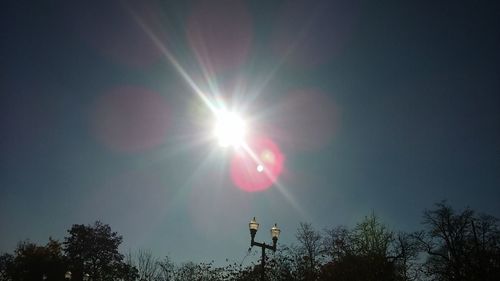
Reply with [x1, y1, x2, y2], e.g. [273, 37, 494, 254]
[213, 110, 247, 148]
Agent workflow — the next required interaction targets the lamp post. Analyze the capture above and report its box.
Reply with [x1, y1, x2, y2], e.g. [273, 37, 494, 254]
[249, 217, 281, 281]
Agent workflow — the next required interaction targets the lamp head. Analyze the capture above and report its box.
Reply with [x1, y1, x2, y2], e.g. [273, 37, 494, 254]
[249, 217, 259, 241]
[271, 223, 280, 251]
[270, 223, 281, 239]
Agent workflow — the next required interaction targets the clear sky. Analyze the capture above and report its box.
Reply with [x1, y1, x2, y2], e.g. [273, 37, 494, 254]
[1, 0, 499, 265]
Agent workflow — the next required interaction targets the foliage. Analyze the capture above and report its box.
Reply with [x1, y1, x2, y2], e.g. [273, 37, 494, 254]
[0, 253, 13, 281]
[319, 213, 400, 281]
[63, 221, 137, 281]
[319, 254, 398, 281]
[1, 239, 67, 281]
[1, 202, 499, 281]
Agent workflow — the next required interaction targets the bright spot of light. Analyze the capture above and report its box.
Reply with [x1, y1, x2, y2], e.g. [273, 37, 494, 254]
[260, 149, 276, 164]
[257, 165, 264, 172]
[213, 110, 247, 148]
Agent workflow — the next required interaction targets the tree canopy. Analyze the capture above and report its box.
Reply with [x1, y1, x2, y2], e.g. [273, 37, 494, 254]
[1, 202, 499, 281]
[64, 221, 137, 281]
[416, 202, 500, 281]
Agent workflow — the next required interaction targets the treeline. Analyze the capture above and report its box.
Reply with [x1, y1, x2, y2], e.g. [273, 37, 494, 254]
[1, 201, 499, 281]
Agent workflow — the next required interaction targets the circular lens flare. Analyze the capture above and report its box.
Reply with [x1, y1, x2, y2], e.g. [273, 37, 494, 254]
[231, 137, 284, 192]
[213, 110, 246, 148]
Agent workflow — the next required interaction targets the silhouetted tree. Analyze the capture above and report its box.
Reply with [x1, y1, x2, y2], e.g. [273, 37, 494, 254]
[293, 222, 322, 281]
[174, 261, 222, 281]
[64, 221, 137, 281]
[127, 250, 161, 281]
[319, 254, 399, 281]
[392, 232, 422, 281]
[416, 201, 500, 281]
[0, 253, 14, 281]
[156, 256, 175, 281]
[3, 202, 499, 281]
[352, 213, 393, 257]
[322, 226, 354, 261]
[319, 213, 400, 281]
[1, 239, 67, 281]
[267, 247, 296, 281]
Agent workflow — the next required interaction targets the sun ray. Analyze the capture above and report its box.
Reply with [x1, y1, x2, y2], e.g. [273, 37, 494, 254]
[188, 31, 223, 103]
[239, 8, 322, 112]
[162, 147, 226, 215]
[127, 8, 218, 115]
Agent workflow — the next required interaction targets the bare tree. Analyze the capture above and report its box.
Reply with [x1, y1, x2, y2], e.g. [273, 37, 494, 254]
[392, 232, 422, 281]
[352, 212, 393, 257]
[157, 256, 175, 281]
[322, 226, 354, 261]
[416, 201, 500, 281]
[294, 222, 322, 280]
[128, 250, 161, 281]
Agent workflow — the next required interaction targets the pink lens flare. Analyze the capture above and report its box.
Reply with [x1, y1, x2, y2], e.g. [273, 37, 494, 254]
[230, 136, 285, 192]
[90, 86, 171, 153]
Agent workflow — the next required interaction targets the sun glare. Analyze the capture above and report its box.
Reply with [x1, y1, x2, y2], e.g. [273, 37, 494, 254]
[213, 110, 247, 147]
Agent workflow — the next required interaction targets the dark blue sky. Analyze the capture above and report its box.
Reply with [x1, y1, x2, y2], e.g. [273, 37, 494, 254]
[1, 0, 499, 264]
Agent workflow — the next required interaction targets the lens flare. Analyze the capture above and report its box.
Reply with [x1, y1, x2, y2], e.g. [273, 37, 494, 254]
[231, 137, 284, 192]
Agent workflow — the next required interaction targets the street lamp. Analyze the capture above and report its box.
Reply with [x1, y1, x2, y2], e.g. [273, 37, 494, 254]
[249, 217, 281, 281]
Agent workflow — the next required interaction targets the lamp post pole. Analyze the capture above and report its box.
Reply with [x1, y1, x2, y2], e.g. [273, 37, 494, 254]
[249, 217, 281, 281]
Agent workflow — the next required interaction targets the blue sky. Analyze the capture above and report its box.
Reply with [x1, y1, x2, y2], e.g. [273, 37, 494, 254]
[1, 0, 499, 265]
